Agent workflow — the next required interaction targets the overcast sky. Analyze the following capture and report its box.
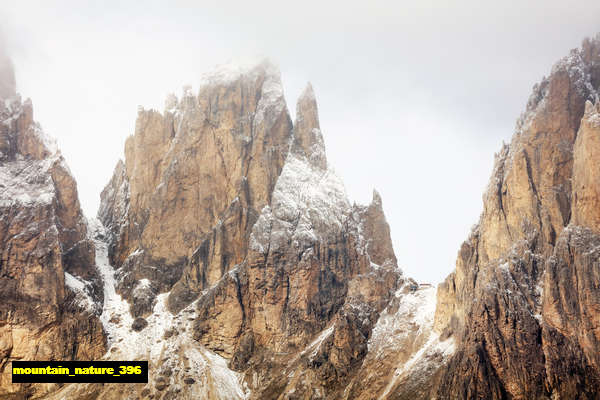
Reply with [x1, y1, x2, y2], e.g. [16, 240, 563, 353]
[1, 1, 599, 284]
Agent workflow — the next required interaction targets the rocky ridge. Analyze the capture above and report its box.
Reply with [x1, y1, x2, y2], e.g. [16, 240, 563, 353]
[72, 59, 454, 399]
[0, 52, 105, 398]
[432, 34, 600, 399]
[2, 34, 600, 400]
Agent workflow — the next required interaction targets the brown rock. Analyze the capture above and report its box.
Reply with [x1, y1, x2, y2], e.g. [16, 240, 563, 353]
[572, 100, 600, 230]
[0, 71, 105, 397]
[430, 34, 600, 400]
[95, 61, 403, 399]
[99, 60, 292, 316]
[291, 83, 327, 170]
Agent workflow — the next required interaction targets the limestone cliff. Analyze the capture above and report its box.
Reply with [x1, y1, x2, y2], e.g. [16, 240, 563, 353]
[0, 54, 105, 398]
[431, 34, 600, 399]
[99, 61, 292, 319]
[81, 60, 426, 400]
[6, 34, 600, 400]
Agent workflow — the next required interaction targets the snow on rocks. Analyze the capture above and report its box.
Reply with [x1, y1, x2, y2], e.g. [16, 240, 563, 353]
[64, 271, 100, 314]
[253, 64, 286, 129]
[369, 284, 455, 400]
[249, 153, 350, 254]
[0, 157, 57, 207]
[197, 58, 286, 131]
[89, 218, 249, 399]
[0, 95, 64, 208]
[584, 100, 600, 127]
[369, 284, 437, 356]
[302, 325, 335, 361]
[553, 48, 599, 103]
[377, 332, 455, 400]
[516, 43, 599, 137]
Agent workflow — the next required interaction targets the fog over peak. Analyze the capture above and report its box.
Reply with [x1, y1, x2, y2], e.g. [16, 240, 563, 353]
[0, 37, 15, 100]
[1, 1, 599, 285]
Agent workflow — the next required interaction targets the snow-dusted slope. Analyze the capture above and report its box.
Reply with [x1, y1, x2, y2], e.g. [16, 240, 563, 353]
[369, 284, 455, 400]
[94, 218, 249, 399]
[50, 219, 249, 399]
[250, 152, 350, 254]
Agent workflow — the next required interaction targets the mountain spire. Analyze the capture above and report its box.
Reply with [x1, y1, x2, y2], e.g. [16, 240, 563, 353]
[292, 82, 327, 169]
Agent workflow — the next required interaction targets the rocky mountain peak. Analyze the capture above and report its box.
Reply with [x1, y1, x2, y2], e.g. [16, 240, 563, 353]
[0, 45, 58, 163]
[371, 188, 382, 206]
[431, 34, 600, 399]
[516, 35, 600, 140]
[0, 51, 105, 398]
[292, 82, 327, 169]
[89, 60, 408, 399]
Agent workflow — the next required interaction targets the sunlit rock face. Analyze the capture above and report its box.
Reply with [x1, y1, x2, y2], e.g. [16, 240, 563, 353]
[0, 53, 105, 397]
[6, 34, 600, 400]
[433, 34, 600, 399]
[94, 59, 440, 399]
[99, 61, 293, 318]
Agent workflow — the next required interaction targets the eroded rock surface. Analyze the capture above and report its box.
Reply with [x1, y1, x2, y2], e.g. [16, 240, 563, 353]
[0, 55, 105, 398]
[8, 34, 600, 400]
[432, 34, 600, 400]
[94, 60, 415, 399]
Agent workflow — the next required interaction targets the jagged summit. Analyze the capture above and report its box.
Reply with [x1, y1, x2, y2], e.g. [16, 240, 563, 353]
[298, 81, 315, 101]
[91, 58, 406, 399]
[431, 33, 600, 399]
[516, 34, 600, 135]
[371, 189, 382, 206]
[0, 46, 57, 161]
[0, 50, 105, 398]
[291, 82, 327, 170]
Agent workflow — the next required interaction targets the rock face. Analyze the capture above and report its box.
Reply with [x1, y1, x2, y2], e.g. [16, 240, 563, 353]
[431, 34, 600, 399]
[89, 60, 428, 399]
[0, 54, 105, 397]
[99, 61, 292, 318]
[6, 34, 600, 400]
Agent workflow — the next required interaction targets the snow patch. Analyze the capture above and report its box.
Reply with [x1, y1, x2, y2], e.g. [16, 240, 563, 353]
[0, 158, 57, 207]
[64, 272, 98, 314]
[369, 285, 437, 356]
[302, 325, 335, 361]
[368, 285, 455, 400]
[249, 153, 350, 253]
[89, 218, 249, 399]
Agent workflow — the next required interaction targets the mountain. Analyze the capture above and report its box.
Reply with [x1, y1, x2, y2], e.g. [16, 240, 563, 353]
[2, 34, 600, 399]
[0, 51, 105, 398]
[431, 34, 600, 399]
[81, 60, 420, 399]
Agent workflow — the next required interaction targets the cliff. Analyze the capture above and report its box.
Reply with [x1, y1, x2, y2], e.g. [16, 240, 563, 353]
[0, 52, 105, 398]
[431, 34, 600, 399]
[4, 34, 600, 399]
[80, 59, 419, 399]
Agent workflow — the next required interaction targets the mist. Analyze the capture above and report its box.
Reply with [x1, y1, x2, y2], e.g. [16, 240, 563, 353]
[1, 0, 599, 284]
[0, 34, 15, 99]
